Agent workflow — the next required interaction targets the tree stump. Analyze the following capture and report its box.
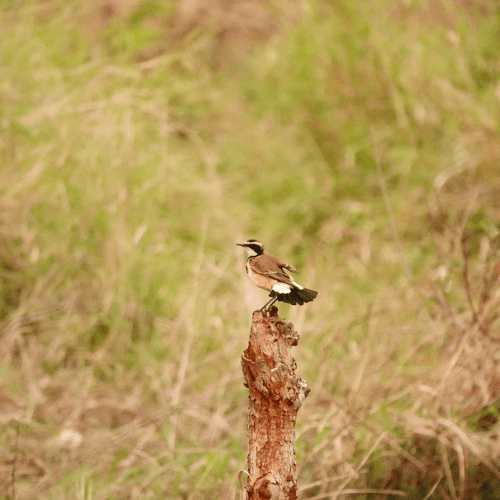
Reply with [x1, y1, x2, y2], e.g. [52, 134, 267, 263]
[241, 306, 310, 500]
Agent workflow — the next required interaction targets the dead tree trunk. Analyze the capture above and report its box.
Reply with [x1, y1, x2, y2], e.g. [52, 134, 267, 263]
[241, 306, 310, 500]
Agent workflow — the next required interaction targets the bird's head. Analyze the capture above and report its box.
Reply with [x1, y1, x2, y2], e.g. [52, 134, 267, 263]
[236, 239, 265, 257]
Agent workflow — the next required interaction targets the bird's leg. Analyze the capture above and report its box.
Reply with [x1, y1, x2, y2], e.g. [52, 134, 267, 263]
[260, 296, 278, 313]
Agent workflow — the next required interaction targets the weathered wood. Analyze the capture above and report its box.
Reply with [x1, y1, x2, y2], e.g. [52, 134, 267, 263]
[241, 306, 310, 500]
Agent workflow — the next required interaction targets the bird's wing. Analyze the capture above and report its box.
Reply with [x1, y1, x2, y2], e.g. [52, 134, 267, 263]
[251, 256, 298, 284]
[277, 259, 300, 274]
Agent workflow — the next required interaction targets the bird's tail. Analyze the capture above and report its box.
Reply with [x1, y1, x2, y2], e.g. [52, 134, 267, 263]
[270, 287, 318, 306]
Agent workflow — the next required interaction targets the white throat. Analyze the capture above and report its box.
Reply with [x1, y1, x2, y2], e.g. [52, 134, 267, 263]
[245, 247, 259, 257]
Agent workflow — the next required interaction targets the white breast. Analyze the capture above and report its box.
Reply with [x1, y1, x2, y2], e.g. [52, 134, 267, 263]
[246, 260, 272, 291]
[246, 261, 262, 287]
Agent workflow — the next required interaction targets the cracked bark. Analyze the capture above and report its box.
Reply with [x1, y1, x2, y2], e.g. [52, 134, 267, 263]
[241, 306, 310, 500]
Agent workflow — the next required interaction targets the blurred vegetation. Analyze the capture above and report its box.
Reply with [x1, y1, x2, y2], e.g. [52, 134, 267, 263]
[1, 0, 500, 498]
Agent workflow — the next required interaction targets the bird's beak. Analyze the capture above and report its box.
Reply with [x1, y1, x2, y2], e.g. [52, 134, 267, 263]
[236, 243, 245, 247]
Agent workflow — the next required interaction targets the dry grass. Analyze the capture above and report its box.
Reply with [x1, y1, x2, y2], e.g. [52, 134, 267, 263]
[1, 0, 500, 499]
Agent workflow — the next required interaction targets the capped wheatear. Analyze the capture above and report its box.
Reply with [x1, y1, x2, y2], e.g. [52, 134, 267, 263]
[237, 239, 318, 311]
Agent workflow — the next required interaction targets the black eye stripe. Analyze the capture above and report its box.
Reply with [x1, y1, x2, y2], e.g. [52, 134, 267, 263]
[248, 244, 263, 253]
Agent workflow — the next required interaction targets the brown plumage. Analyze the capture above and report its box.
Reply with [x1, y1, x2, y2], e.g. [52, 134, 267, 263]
[236, 239, 318, 311]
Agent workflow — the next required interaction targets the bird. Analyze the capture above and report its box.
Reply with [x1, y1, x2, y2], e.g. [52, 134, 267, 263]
[236, 239, 318, 312]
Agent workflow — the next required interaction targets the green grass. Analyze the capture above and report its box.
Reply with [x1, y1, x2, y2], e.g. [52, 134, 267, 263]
[1, 0, 500, 498]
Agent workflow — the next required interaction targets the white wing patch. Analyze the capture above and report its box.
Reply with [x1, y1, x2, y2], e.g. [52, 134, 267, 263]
[272, 283, 292, 294]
